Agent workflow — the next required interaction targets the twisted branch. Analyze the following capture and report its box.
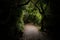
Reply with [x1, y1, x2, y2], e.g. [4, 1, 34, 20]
[31, 0, 42, 14]
[17, 0, 30, 8]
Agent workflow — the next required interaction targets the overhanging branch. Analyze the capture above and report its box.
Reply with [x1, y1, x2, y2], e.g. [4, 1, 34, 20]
[17, 0, 30, 8]
[31, 0, 42, 14]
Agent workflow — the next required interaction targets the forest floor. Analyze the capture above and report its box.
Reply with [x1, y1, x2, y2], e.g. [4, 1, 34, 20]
[20, 23, 49, 40]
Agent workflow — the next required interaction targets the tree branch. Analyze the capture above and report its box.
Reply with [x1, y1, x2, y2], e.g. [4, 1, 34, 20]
[39, 1, 45, 15]
[17, 0, 30, 8]
[44, 1, 50, 11]
[35, 0, 39, 4]
[35, 4, 42, 14]
[31, 0, 42, 14]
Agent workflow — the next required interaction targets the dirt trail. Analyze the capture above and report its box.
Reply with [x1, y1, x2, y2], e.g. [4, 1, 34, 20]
[20, 23, 48, 40]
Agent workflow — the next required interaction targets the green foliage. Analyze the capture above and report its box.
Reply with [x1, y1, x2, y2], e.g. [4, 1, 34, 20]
[17, 0, 49, 31]
[25, 1, 34, 13]
[24, 2, 43, 26]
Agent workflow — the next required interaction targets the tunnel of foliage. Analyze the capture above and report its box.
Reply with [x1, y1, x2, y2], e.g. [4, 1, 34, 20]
[17, 1, 42, 32]
[16, 0, 50, 32]
[0, 0, 59, 40]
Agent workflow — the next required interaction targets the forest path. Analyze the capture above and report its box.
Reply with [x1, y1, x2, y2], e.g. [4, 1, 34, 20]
[20, 23, 48, 40]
